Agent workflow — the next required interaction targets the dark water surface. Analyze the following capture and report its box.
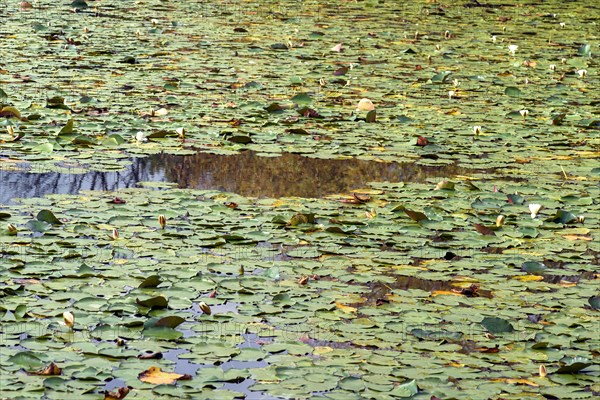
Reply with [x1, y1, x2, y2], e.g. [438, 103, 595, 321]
[0, 151, 470, 204]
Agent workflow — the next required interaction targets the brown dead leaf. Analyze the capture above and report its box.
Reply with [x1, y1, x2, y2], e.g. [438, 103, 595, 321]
[30, 362, 62, 376]
[474, 223, 495, 236]
[104, 387, 131, 400]
[138, 366, 192, 385]
[562, 234, 592, 241]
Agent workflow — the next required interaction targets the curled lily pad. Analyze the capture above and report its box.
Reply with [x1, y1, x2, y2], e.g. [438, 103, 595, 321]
[481, 317, 514, 334]
[36, 210, 62, 225]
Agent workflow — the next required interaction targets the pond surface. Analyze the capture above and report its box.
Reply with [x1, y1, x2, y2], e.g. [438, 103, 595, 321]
[0, 151, 474, 203]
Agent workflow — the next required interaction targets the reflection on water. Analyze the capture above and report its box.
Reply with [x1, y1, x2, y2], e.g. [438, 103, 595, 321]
[0, 151, 468, 204]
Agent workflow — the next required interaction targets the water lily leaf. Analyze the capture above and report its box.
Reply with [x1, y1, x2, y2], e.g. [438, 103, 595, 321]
[228, 135, 253, 144]
[33, 143, 53, 153]
[548, 210, 577, 224]
[8, 351, 44, 369]
[154, 316, 185, 329]
[577, 44, 591, 56]
[504, 86, 523, 97]
[291, 93, 312, 105]
[71, 135, 97, 145]
[147, 130, 175, 139]
[551, 114, 566, 125]
[589, 296, 600, 310]
[506, 194, 525, 205]
[265, 103, 283, 112]
[37, 210, 62, 225]
[555, 357, 592, 374]
[474, 224, 495, 236]
[136, 296, 168, 309]
[522, 261, 546, 274]
[59, 119, 74, 135]
[139, 275, 162, 288]
[26, 220, 52, 232]
[389, 379, 418, 398]
[366, 110, 376, 123]
[71, 0, 88, 9]
[431, 71, 452, 83]
[0, 212, 11, 220]
[481, 317, 514, 334]
[404, 209, 428, 222]
[138, 366, 191, 384]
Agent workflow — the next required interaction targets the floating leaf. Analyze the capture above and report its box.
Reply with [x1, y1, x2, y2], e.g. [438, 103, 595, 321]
[366, 110, 376, 123]
[154, 316, 185, 329]
[474, 223, 495, 236]
[589, 296, 600, 310]
[104, 387, 131, 400]
[139, 275, 162, 288]
[504, 86, 523, 97]
[431, 71, 452, 83]
[404, 209, 428, 222]
[481, 317, 514, 334]
[290, 93, 312, 105]
[548, 210, 577, 224]
[37, 210, 62, 225]
[555, 357, 592, 374]
[136, 296, 168, 309]
[434, 180, 455, 190]
[138, 366, 191, 385]
[522, 261, 547, 274]
[0, 106, 22, 118]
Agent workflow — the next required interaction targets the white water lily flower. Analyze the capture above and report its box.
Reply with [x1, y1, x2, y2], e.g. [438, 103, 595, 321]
[473, 126, 482, 135]
[452, 79, 460, 87]
[63, 311, 74, 329]
[448, 90, 455, 99]
[508, 44, 518, 56]
[7, 223, 17, 235]
[331, 43, 343, 52]
[529, 203, 542, 218]
[520, 109, 529, 119]
[491, 35, 497, 43]
[549, 64, 556, 71]
[356, 98, 375, 111]
[135, 131, 147, 142]
[559, 22, 565, 28]
[496, 215, 505, 227]
[577, 69, 587, 78]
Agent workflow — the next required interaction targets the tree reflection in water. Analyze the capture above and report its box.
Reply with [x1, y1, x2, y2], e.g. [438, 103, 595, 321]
[0, 151, 468, 203]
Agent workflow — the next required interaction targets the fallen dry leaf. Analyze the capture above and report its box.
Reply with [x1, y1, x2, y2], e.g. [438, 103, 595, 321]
[138, 366, 192, 385]
[30, 362, 62, 376]
[104, 387, 131, 400]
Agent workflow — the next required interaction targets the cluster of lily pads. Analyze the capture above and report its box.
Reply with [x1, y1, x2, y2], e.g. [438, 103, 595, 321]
[0, 0, 598, 399]
[0, 170, 598, 398]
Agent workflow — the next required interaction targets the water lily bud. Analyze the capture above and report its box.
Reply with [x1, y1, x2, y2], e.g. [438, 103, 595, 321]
[435, 44, 441, 51]
[83, 27, 90, 33]
[135, 131, 147, 143]
[529, 203, 542, 219]
[559, 22, 565, 28]
[473, 126, 482, 136]
[7, 223, 17, 235]
[110, 228, 119, 240]
[63, 311, 74, 329]
[520, 109, 529, 119]
[539, 364, 547, 378]
[176, 127, 185, 139]
[491, 35, 497, 43]
[356, 98, 375, 112]
[508, 44, 518, 56]
[453, 79, 460, 87]
[576, 215, 585, 224]
[158, 215, 166, 229]
[116, 338, 126, 347]
[198, 302, 211, 315]
[448, 90, 455, 99]
[577, 69, 587, 78]
[444, 30, 451, 39]
[561, 57, 567, 64]
[496, 215, 505, 227]
[6, 126, 14, 137]
[549, 64, 556, 71]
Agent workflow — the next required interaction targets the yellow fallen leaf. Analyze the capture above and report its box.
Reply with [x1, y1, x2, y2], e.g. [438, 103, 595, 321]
[138, 366, 192, 385]
[335, 302, 357, 314]
[513, 275, 544, 282]
[431, 290, 462, 297]
[313, 346, 333, 355]
[562, 234, 592, 241]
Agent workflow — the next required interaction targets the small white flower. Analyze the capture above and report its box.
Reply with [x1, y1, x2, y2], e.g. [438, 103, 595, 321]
[496, 215, 506, 227]
[135, 131, 147, 142]
[63, 311, 74, 329]
[473, 126, 482, 135]
[577, 69, 587, 78]
[559, 22, 565, 28]
[444, 30, 451, 39]
[508, 45, 518, 56]
[453, 79, 460, 87]
[448, 90, 455, 99]
[176, 127, 185, 139]
[491, 35, 497, 43]
[549, 64, 556, 71]
[529, 203, 542, 218]
[151, 19, 159, 25]
[520, 109, 529, 119]
[561, 57, 567, 64]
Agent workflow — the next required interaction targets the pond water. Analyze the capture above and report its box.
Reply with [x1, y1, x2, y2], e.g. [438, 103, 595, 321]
[0, 151, 473, 204]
